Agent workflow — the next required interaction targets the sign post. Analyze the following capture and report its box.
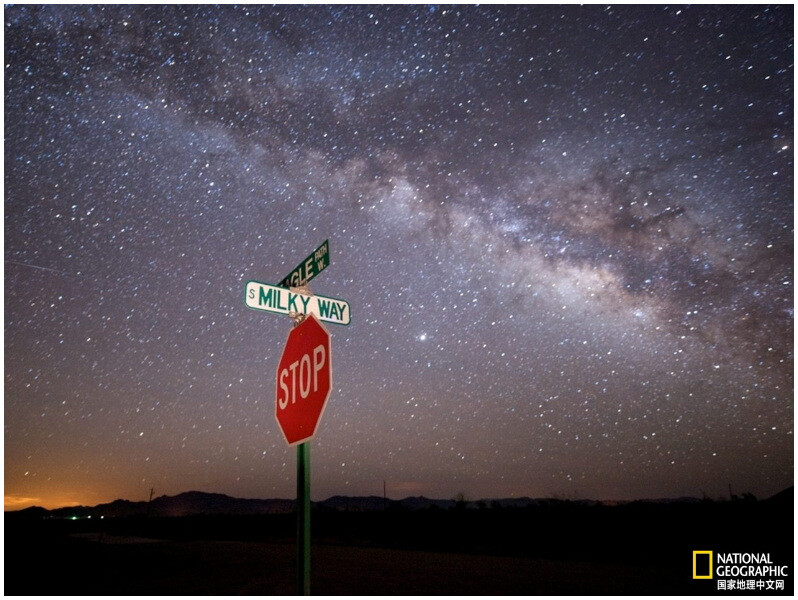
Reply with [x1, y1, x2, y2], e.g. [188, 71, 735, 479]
[277, 313, 331, 595]
[245, 241, 343, 596]
[297, 442, 310, 595]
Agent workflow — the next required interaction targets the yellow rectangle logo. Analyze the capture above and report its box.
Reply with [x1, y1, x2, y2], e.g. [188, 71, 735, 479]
[693, 550, 713, 579]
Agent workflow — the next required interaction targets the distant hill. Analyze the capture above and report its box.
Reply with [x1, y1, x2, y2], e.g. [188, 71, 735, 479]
[763, 485, 793, 505]
[37, 491, 297, 519]
[5, 487, 791, 518]
[6, 505, 50, 519]
[320, 495, 387, 512]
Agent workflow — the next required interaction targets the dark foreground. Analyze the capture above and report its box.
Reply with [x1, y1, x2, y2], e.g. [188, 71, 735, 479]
[6, 496, 793, 595]
[5, 535, 684, 595]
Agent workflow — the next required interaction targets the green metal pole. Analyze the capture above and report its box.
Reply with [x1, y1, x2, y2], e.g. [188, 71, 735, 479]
[297, 442, 310, 595]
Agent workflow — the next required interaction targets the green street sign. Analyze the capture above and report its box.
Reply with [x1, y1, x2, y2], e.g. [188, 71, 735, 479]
[244, 279, 351, 326]
[279, 239, 329, 288]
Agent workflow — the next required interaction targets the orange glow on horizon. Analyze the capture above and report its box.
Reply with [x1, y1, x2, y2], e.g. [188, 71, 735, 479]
[5, 494, 86, 511]
[4, 491, 114, 511]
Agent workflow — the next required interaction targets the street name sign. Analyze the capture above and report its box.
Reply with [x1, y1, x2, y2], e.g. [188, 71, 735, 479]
[279, 239, 329, 288]
[276, 314, 332, 446]
[244, 279, 351, 326]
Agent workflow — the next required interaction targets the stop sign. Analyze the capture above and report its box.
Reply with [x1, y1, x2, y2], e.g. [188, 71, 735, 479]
[275, 314, 332, 446]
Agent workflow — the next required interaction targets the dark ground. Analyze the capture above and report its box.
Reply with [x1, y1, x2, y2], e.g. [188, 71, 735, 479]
[5, 496, 793, 595]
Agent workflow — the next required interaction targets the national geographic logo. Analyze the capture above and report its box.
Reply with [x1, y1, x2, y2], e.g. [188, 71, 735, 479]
[693, 551, 790, 591]
[694, 551, 713, 579]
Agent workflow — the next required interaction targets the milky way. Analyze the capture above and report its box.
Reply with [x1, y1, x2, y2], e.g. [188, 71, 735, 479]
[5, 5, 793, 509]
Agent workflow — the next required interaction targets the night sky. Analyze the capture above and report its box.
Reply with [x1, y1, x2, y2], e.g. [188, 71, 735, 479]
[4, 5, 793, 510]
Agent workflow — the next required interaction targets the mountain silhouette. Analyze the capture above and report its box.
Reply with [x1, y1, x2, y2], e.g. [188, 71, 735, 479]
[5, 487, 791, 518]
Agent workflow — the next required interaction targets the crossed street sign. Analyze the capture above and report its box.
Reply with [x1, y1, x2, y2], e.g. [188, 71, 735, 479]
[278, 239, 329, 288]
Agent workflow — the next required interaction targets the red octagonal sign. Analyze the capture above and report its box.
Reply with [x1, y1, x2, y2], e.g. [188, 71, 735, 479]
[276, 314, 332, 446]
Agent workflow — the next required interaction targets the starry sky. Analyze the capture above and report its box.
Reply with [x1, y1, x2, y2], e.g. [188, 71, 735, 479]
[4, 5, 793, 510]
